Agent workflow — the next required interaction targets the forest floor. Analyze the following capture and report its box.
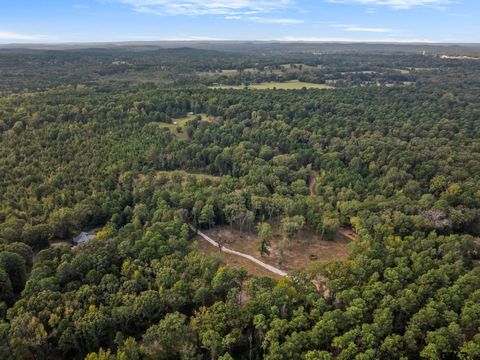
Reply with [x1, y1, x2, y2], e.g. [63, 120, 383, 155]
[198, 222, 350, 277]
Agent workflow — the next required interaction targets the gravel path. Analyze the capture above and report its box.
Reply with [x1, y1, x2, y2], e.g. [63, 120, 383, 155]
[191, 225, 287, 277]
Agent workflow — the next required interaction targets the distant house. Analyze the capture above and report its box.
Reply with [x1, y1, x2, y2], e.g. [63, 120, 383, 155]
[72, 231, 95, 246]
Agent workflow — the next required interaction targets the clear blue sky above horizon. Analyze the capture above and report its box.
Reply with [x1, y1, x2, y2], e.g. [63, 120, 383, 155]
[1, 0, 479, 44]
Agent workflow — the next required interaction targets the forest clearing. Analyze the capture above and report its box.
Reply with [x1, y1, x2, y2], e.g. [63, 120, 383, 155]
[157, 113, 213, 138]
[198, 223, 351, 275]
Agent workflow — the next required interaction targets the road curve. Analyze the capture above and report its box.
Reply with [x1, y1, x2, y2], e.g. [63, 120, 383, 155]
[190, 225, 287, 277]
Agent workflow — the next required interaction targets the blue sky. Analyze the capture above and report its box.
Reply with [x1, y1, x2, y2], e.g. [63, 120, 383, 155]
[0, 0, 479, 43]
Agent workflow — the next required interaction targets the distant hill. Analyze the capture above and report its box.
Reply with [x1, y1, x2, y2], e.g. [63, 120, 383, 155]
[1, 40, 480, 55]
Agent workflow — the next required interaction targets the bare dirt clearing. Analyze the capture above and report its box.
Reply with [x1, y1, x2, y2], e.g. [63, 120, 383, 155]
[195, 239, 283, 280]
[338, 228, 358, 241]
[200, 222, 350, 274]
[50, 240, 70, 248]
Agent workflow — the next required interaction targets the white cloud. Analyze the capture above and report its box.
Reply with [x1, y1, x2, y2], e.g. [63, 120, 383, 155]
[278, 35, 436, 42]
[326, 0, 450, 10]
[116, 34, 228, 40]
[116, 0, 293, 16]
[329, 23, 392, 32]
[0, 31, 48, 41]
[329, 23, 356, 27]
[279, 36, 364, 41]
[248, 17, 304, 25]
[223, 15, 303, 24]
[345, 26, 392, 32]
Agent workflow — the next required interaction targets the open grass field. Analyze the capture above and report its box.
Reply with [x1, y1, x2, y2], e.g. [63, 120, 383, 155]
[210, 80, 334, 90]
[198, 69, 239, 77]
[197, 221, 351, 278]
[220, 69, 238, 75]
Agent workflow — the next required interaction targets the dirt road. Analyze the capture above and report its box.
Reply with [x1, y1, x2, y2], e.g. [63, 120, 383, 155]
[190, 225, 287, 277]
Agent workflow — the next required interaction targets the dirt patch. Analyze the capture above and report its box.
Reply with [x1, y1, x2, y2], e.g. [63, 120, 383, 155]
[195, 239, 283, 280]
[337, 227, 358, 242]
[202, 222, 350, 274]
[50, 240, 71, 248]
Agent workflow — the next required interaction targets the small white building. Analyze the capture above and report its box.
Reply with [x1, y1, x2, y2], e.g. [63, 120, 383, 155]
[72, 231, 96, 246]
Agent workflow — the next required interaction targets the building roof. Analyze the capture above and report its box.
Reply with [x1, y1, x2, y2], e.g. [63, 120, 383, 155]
[73, 231, 95, 245]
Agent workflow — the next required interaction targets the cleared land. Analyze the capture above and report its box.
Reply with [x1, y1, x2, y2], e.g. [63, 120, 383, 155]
[210, 80, 334, 90]
[220, 69, 238, 75]
[195, 239, 283, 279]
[157, 113, 213, 138]
[199, 222, 350, 277]
[50, 240, 71, 248]
[193, 225, 286, 276]
[338, 228, 358, 241]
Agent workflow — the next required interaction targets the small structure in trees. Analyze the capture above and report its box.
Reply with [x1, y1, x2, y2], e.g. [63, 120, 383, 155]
[72, 231, 96, 246]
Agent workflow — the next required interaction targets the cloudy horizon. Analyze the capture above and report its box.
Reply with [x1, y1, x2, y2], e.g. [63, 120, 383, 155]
[1, 0, 479, 44]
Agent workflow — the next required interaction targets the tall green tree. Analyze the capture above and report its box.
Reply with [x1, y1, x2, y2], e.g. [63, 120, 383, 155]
[257, 222, 273, 256]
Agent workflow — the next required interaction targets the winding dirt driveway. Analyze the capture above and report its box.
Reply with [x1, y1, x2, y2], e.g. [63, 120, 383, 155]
[190, 225, 287, 277]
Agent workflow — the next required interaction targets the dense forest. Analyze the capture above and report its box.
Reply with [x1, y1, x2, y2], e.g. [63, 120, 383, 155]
[1, 43, 479, 359]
